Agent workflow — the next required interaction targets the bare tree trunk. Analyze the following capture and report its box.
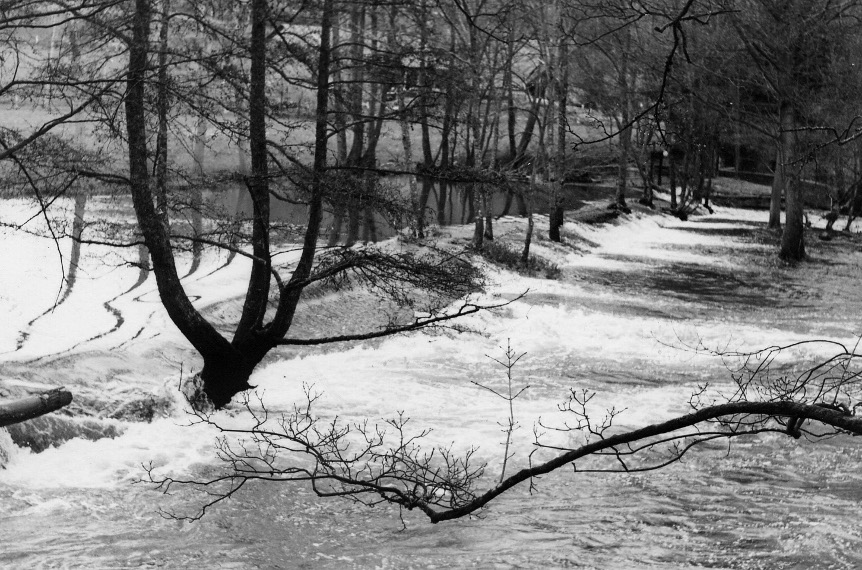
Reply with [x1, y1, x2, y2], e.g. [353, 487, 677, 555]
[472, 185, 484, 249]
[484, 97, 501, 239]
[418, 0, 433, 168]
[187, 8, 204, 278]
[505, 26, 516, 160]
[768, 144, 783, 230]
[515, 98, 543, 165]
[58, 191, 87, 305]
[843, 182, 859, 232]
[483, 189, 493, 240]
[678, 149, 691, 209]
[616, 131, 630, 210]
[346, 206, 360, 246]
[469, 23, 484, 249]
[521, 212, 534, 264]
[615, 126, 631, 210]
[500, 189, 513, 217]
[437, 180, 448, 226]
[332, 12, 347, 164]
[389, 7, 419, 236]
[669, 152, 678, 210]
[362, 206, 377, 243]
[126, 0, 236, 400]
[56, 26, 87, 305]
[549, 34, 567, 243]
[347, 4, 365, 166]
[418, 177, 432, 231]
[233, 0, 273, 348]
[437, 91, 454, 225]
[264, 0, 332, 339]
[462, 186, 473, 224]
[236, 94, 250, 176]
[778, 102, 805, 261]
[399, 107, 419, 235]
[360, 4, 384, 166]
[125, 0, 334, 409]
[193, 117, 207, 176]
[522, 162, 537, 264]
[327, 8, 345, 248]
[328, 206, 344, 246]
[613, 29, 633, 212]
[0, 388, 73, 428]
[187, 116, 205, 276]
[155, 0, 170, 220]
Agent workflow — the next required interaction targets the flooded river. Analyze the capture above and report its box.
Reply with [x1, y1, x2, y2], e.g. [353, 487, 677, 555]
[1, 196, 862, 568]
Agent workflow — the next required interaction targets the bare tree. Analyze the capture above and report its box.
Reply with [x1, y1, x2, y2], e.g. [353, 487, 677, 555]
[721, 0, 861, 259]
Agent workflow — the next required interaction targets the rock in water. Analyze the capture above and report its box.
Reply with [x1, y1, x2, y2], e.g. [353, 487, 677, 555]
[5, 416, 123, 453]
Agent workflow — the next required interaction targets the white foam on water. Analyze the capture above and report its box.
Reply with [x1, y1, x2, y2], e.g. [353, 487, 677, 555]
[2, 197, 862, 568]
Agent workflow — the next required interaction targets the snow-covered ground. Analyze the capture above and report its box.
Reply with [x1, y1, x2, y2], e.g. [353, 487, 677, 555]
[2, 195, 862, 568]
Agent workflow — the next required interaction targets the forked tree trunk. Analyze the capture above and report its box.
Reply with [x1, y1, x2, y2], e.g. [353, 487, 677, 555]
[127, 0, 241, 408]
[126, 0, 333, 409]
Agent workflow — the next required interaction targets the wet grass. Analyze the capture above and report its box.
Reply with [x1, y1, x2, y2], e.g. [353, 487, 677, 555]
[480, 239, 562, 279]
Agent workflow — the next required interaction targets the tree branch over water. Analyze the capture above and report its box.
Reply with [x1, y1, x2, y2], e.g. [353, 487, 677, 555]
[147, 340, 862, 524]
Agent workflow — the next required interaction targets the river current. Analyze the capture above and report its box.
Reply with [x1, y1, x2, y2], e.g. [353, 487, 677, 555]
[1, 196, 862, 568]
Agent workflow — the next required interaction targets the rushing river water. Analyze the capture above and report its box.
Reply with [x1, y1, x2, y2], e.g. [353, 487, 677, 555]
[1, 195, 862, 568]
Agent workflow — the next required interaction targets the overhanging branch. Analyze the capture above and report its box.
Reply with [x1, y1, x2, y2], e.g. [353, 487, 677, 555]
[277, 295, 522, 346]
[425, 400, 860, 522]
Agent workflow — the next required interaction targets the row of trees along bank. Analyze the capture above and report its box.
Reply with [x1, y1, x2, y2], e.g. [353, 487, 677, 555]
[4, 0, 862, 522]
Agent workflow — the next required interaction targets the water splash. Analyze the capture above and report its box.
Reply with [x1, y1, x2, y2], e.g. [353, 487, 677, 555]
[0, 428, 15, 469]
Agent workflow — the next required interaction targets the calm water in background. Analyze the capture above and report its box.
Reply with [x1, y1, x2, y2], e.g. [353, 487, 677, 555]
[216, 176, 607, 242]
